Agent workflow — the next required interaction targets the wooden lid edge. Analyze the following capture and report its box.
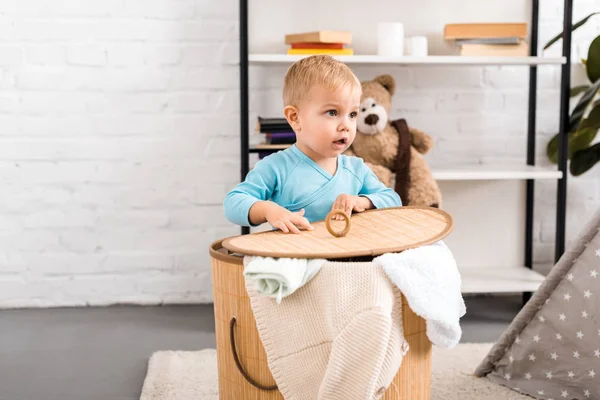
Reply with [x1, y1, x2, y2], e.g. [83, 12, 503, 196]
[209, 238, 244, 265]
[221, 206, 454, 259]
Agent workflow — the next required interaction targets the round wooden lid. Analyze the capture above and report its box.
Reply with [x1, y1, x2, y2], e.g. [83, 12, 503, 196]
[221, 206, 453, 259]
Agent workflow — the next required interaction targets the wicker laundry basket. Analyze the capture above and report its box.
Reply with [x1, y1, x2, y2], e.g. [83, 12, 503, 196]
[209, 206, 453, 400]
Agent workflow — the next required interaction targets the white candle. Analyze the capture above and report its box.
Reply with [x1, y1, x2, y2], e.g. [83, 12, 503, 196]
[377, 22, 404, 57]
[409, 36, 428, 57]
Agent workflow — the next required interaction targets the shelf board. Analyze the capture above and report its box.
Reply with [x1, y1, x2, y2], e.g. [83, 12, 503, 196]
[249, 54, 566, 66]
[460, 265, 546, 293]
[249, 144, 291, 153]
[250, 146, 563, 180]
[430, 164, 563, 181]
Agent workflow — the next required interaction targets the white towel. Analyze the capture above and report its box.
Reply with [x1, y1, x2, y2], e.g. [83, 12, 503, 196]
[243, 256, 326, 304]
[373, 241, 466, 349]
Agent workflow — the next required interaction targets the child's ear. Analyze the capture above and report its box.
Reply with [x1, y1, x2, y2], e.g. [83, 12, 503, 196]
[284, 105, 301, 132]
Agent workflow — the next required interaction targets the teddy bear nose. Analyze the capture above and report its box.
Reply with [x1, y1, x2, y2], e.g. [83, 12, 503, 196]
[365, 114, 379, 125]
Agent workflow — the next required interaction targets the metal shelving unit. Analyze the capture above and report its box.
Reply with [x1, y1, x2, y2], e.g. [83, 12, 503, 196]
[237, 0, 574, 299]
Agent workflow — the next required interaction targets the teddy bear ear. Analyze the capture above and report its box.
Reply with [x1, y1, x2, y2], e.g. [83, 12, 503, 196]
[374, 74, 396, 96]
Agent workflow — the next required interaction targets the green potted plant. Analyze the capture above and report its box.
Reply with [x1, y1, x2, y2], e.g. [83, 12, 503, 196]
[545, 12, 600, 176]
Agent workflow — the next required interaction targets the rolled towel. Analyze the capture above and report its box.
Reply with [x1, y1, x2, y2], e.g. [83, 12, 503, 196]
[243, 256, 326, 303]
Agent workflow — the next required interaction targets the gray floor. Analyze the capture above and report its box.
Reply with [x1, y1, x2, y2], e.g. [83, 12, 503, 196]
[0, 295, 524, 400]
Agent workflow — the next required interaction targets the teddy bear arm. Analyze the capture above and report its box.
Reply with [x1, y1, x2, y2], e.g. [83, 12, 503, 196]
[406, 149, 443, 208]
[410, 128, 434, 155]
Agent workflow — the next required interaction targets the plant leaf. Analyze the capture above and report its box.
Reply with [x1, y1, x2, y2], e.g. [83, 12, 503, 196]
[570, 142, 600, 176]
[571, 85, 590, 97]
[547, 127, 598, 164]
[544, 12, 600, 50]
[568, 79, 600, 132]
[587, 35, 600, 83]
[547, 134, 559, 164]
[571, 127, 598, 154]
[580, 103, 600, 130]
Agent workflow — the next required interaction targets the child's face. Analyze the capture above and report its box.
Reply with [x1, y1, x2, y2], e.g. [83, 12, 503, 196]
[293, 84, 361, 161]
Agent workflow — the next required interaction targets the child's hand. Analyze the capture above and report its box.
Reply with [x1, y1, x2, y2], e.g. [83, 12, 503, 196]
[331, 194, 373, 220]
[266, 205, 313, 234]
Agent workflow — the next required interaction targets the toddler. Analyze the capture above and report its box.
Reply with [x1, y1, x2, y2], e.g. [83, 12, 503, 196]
[224, 55, 401, 233]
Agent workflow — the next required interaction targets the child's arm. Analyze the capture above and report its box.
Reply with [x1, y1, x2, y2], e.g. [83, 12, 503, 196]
[358, 163, 402, 209]
[223, 159, 279, 227]
[251, 203, 312, 233]
[330, 194, 374, 220]
[223, 159, 313, 232]
[330, 162, 402, 219]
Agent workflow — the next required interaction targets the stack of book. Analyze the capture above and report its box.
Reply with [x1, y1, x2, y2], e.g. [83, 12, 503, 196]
[443, 23, 528, 56]
[284, 30, 353, 56]
[255, 117, 295, 159]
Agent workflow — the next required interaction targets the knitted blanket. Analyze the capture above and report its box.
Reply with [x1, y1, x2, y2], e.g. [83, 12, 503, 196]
[245, 261, 409, 400]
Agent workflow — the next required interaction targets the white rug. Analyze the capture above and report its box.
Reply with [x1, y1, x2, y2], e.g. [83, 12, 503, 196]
[140, 343, 531, 400]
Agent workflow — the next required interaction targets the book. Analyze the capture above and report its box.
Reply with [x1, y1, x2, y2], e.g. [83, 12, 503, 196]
[459, 40, 529, 56]
[455, 37, 522, 45]
[266, 132, 296, 144]
[287, 48, 354, 55]
[257, 144, 294, 159]
[284, 30, 352, 45]
[258, 117, 288, 125]
[291, 42, 344, 49]
[258, 125, 293, 133]
[444, 23, 527, 40]
[257, 117, 293, 133]
[254, 144, 292, 150]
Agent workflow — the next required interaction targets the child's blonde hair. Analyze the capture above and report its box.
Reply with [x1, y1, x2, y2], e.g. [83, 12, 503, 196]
[283, 55, 362, 107]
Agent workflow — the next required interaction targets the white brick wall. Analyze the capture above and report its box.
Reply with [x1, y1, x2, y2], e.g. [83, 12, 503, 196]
[0, 0, 240, 308]
[0, 0, 599, 308]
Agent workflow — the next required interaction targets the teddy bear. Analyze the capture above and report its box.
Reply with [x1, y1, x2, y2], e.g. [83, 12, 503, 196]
[344, 74, 442, 208]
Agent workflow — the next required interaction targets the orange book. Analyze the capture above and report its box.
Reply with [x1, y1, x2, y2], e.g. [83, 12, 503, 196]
[291, 42, 344, 49]
[287, 48, 354, 55]
[444, 23, 527, 40]
[460, 41, 529, 56]
[284, 31, 352, 45]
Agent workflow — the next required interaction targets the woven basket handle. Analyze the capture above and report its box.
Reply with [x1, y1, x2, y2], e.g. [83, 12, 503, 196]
[325, 210, 351, 237]
[229, 317, 278, 391]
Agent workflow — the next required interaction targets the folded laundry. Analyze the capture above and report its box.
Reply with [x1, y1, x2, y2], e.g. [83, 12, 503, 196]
[243, 240, 465, 348]
[243, 256, 326, 304]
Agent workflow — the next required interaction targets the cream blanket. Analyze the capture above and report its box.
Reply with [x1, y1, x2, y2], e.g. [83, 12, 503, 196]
[245, 261, 408, 400]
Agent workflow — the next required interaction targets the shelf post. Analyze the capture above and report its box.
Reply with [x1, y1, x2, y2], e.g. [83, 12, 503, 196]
[555, 0, 573, 261]
[523, 0, 540, 305]
[239, 0, 250, 235]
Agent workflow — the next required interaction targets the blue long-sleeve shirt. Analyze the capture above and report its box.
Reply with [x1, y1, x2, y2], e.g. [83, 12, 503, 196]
[224, 144, 402, 227]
